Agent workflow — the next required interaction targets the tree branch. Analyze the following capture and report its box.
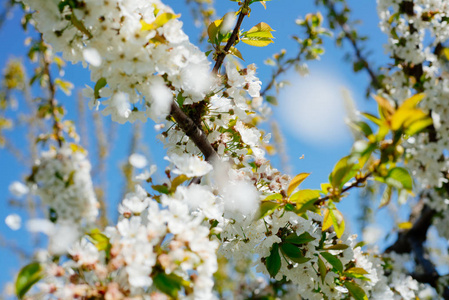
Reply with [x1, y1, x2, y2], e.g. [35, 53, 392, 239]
[384, 200, 449, 298]
[212, 2, 248, 73]
[312, 172, 372, 206]
[322, 0, 383, 91]
[170, 102, 218, 162]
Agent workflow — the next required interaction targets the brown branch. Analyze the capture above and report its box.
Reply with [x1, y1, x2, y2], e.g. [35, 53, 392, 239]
[212, 1, 248, 74]
[313, 172, 372, 206]
[384, 199, 449, 298]
[170, 102, 218, 162]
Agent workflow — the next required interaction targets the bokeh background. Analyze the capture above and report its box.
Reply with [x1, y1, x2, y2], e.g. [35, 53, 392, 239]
[1, 0, 418, 293]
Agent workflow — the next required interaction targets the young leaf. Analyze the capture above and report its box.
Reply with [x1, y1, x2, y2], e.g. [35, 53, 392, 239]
[246, 22, 275, 38]
[207, 19, 223, 43]
[290, 189, 320, 203]
[229, 46, 244, 61]
[266, 243, 281, 278]
[322, 208, 333, 231]
[361, 112, 382, 126]
[141, 13, 180, 31]
[287, 172, 310, 196]
[258, 201, 280, 219]
[16, 262, 43, 299]
[398, 221, 413, 230]
[94, 77, 107, 99]
[344, 281, 369, 300]
[241, 36, 274, 47]
[263, 193, 282, 201]
[330, 209, 345, 238]
[344, 267, 369, 276]
[329, 156, 358, 189]
[170, 175, 189, 193]
[321, 183, 331, 194]
[152, 184, 169, 194]
[295, 197, 320, 215]
[320, 252, 343, 273]
[88, 229, 111, 252]
[405, 117, 433, 136]
[385, 167, 413, 191]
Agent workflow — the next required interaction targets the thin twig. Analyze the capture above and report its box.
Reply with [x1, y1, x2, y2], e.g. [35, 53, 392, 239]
[322, 0, 382, 90]
[313, 172, 372, 206]
[41, 37, 63, 147]
[212, 1, 248, 73]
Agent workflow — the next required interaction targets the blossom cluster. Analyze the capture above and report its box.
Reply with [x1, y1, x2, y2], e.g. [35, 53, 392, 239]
[8, 0, 447, 299]
[32, 183, 218, 299]
[24, 0, 214, 124]
[26, 144, 98, 225]
[377, 0, 449, 238]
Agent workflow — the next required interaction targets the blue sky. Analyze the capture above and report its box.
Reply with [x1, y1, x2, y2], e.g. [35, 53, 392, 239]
[0, 0, 401, 293]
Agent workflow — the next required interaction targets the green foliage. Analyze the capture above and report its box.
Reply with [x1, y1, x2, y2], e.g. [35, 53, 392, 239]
[280, 243, 311, 264]
[266, 243, 281, 278]
[320, 252, 343, 273]
[15, 262, 43, 299]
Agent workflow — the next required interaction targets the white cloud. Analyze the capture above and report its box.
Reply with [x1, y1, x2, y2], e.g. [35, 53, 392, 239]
[277, 69, 353, 146]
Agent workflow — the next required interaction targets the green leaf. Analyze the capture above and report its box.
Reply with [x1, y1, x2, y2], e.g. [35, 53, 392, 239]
[207, 19, 223, 43]
[348, 121, 373, 137]
[323, 244, 349, 250]
[344, 267, 369, 275]
[263, 193, 282, 201]
[342, 267, 371, 281]
[318, 256, 327, 283]
[152, 184, 169, 194]
[266, 243, 281, 278]
[295, 197, 320, 215]
[361, 112, 382, 126]
[94, 77, 107, 99]
[290, 189, 320, 203]
[405, 117, 433, 136]
[71, 13, 92, 38]
[320, 252, 343, 273]
[16, 262, 43, 299]
[330, 209, 345, 238]
[285, 232, 316, 245]
[344, 281, 369, 300]
[153, 272, 185, 298]
[385, 167, 413, 191]
[280, 243, 311, 264]
[321, 183, 331, 194]
[258, 201, 280, 219]
[266, 95, 278, 105]
[329, 156, 358, 189]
